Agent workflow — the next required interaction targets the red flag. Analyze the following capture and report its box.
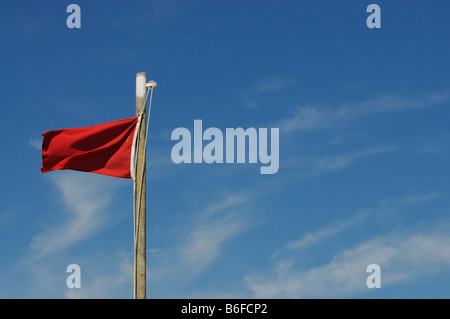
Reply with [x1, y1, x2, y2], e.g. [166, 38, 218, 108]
[41, 116, 140, 179]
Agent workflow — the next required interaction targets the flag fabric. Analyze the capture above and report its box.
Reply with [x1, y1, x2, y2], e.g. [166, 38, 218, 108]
[41, 116, 140, 179]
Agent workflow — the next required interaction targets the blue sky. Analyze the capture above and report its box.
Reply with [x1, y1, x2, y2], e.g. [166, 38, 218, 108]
[1, 0, 450, 298]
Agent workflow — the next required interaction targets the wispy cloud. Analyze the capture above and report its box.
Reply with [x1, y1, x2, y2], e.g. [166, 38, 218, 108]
[276, 90, 450, 132]
[149, 192, 252, 297]
[313, 145, 397, 172]
[180, 211, 248, 272]
[29, 137, 42, 150]
[279, 192, 441, 254]
[376, 192, 441, 209]
[415, 134, 450, 154]
[29, 172, 123, 260]
[328, 133, 367, 145]
[285, 144, 397, 176]
[201, 193, 249, 216]
[246, 227, 450, 298]
[244, 77, 295, 108]
[63, 250, 133, 299]
[249, 78, 294, 96]
[281, 213, 366, 252]
[246, 192, 446, 298]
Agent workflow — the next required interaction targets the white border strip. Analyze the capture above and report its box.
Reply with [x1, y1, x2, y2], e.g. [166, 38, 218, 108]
[130, 115, 142, 180]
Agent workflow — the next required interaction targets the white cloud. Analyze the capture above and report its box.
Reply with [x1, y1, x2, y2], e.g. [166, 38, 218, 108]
[284, 144, 397, 176]
[377, 192, 441, 208]
[245, 192, 448, 298]
[276, 90, 450, 132]
[244, 77, 294, 108]
[180, 212, 247, 271]
[281, 213, 366, 252]
[313, 145, 397, 172]
[415, 134, 450, 154]
[201, 193, 249, 216]
[63, 250, 133, 299]
[277, 192, 440, 256]
[29, 137, 42, 150]
[246, 227, 450, 298]
[328, 133, 367, 145]
[29, 172, 124, 260]
[249, 78, 294, 96]
[178, 193, 251, 272]
[148, 192, 252, 296]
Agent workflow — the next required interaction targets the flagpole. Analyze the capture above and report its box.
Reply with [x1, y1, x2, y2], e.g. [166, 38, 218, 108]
[135, 72, 147, 299]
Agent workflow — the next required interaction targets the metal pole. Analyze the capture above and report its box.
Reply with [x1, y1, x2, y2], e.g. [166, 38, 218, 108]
[135, 72, 147, 299]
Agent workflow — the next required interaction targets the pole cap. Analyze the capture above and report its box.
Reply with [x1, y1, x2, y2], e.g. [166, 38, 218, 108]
[146, 80, 157, 89]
